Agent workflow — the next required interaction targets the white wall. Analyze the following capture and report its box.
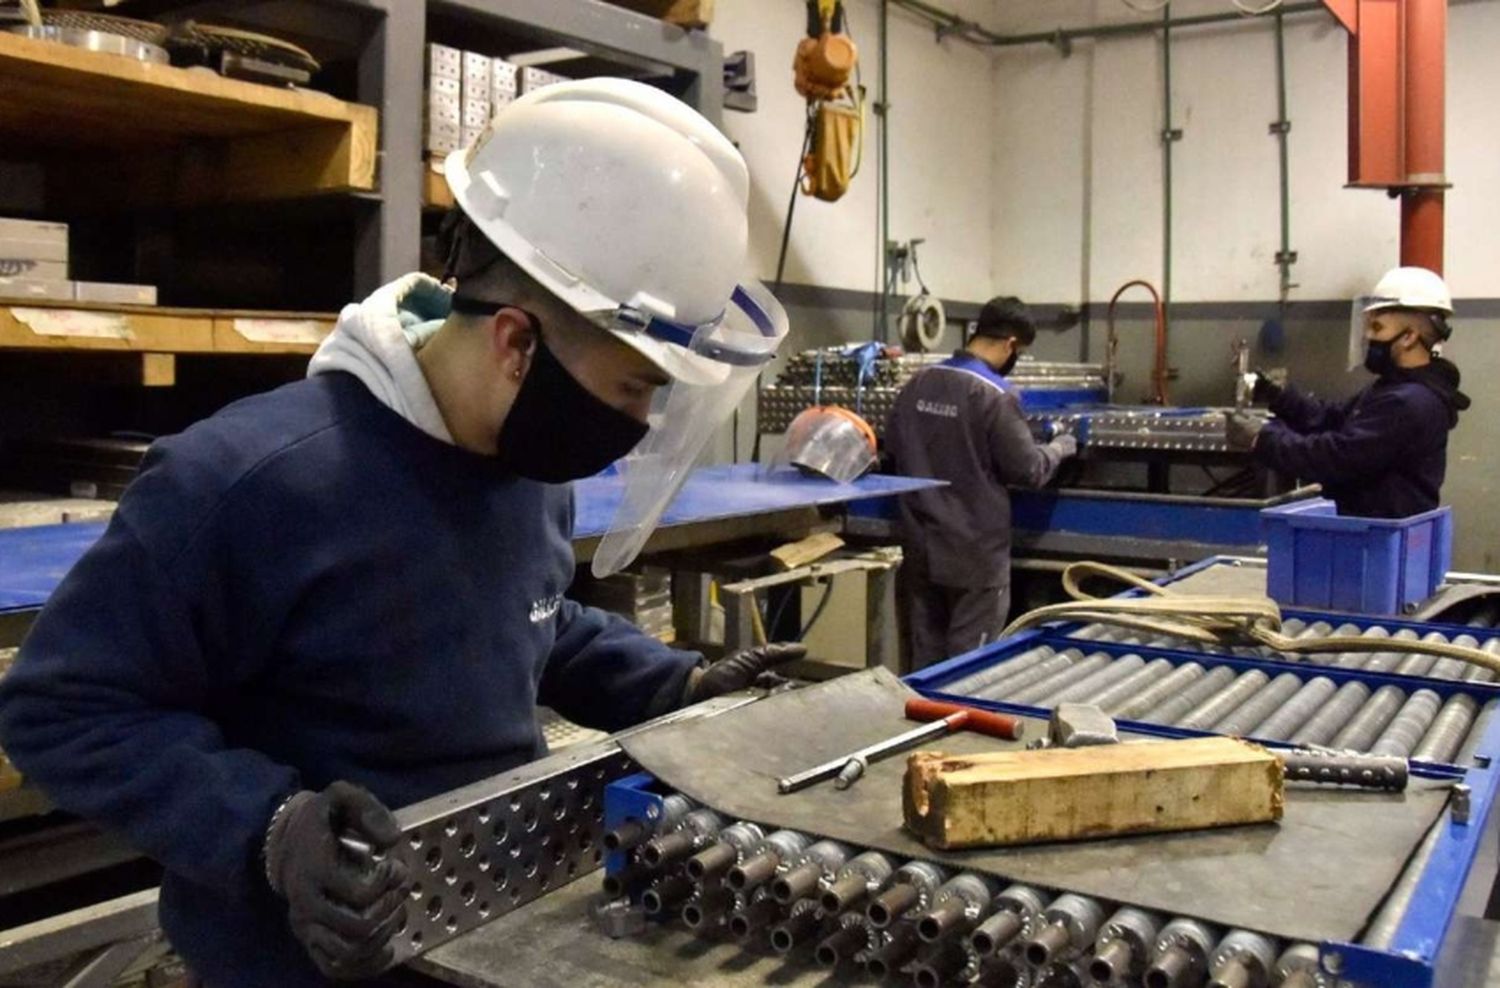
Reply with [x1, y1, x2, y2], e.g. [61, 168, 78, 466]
[710, 0, 999, 301]
[991, 1, 1500, 304]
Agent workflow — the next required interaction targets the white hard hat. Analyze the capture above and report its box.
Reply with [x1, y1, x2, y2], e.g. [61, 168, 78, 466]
[444, 78, 751, 386]
[1363, 266, 1454, 316]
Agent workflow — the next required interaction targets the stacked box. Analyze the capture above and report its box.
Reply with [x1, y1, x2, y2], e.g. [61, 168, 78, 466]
[492, 57, 519, 113]
[426, 43, 463, 156]
[519, 66, 570, 94]
[461, 51, 493, 149]
[74, 282, 157, 305]
[572, 567, 675, 642]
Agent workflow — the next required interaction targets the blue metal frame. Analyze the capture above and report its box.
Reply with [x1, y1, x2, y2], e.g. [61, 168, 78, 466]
[602, 773, 665, 885]
[1010, 490, 1269, 551]
[903, 557, 1500, 987]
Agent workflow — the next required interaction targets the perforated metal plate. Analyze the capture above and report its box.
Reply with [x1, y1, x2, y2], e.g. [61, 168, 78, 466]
[388, 743, 634, 964]
[386, 693, 759, 964]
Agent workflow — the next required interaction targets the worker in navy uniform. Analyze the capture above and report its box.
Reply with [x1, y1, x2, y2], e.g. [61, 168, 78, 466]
[1228, 267, 1469, 518]
[0, 80, 800, 987]
[885, 297, 1079, 668]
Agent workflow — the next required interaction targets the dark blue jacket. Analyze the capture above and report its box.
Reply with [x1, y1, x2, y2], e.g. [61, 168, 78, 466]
[1256, 359, 1469, 518]
[0, 373, 697, 987]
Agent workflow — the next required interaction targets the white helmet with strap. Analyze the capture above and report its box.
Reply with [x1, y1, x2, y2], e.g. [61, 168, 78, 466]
[445, 78, 790, 576]
[444, 77, 779, 387]
[1363, 266, 1454, 316]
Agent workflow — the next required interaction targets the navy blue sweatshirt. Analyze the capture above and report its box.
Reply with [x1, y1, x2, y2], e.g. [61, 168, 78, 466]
[0, 373, 697, 987]
[1256, 360, 1469, 518]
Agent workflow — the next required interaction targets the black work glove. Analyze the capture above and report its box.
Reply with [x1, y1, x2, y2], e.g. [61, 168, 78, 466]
[1225, 411, 1266, 452]
[264, 781, 411, 981]
[684, 642, 808, 704]
[1251, 371, 1283, 405]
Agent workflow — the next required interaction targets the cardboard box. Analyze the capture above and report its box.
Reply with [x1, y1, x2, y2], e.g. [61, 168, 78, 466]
[462, 51, 492, 102]
[0, 278, 75, 301]
[492, 58, 519, 97]
[0, 218, 67, 244]
[519, 66, 569, 94]
[463, 98, 491, 129]
[427, 43, 462, 80]
[0, 259, 66, 280]
[73, 281, 158, 306]
[429, 75, 461, 99]
[0, 237, 68, 263]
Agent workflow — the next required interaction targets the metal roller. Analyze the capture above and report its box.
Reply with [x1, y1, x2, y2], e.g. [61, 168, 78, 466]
[1325, 624, 1385, 669]
[1371, 690, 1444, 757]
[1288, 681, 1370, 747]
[972, 652, 1084, 701]
[1464, 637, 1500, 684]
[1359, 629, 1421, 674]
[603, 793, 693, 854]
[1272, 942, 1329, 988]
[1090, 906, 1165, 985]
[1409, 693, 1479, 763]
[1086, 658, 1177, 714]
[1249, 677, 1338, 741]
[821, 851, 899, 915]
[970, 885, 1047, 957]
[1004, 654, 1113, 706]
[863, 923, 923, 979]
[768, 898, 825, 953]
[1455, 699, 1500, 766]
[1206, 929, 1278, 988]
[685, 821, 765, 882]
[1146, 917, 1219, 988]
[814, 912, 875, 969]
[1212, 673, 1304, 737]
[866, 861, 948, 929]
[1109, 663, 1207, 720]
[1280, 749, 1408, 790]
[1421, 632, 1468, 681]
[1040, 654, 1148, 707]
[945, 646, 1056, 695]
[773, 840, 854, 904]
[1174, 670, 1272, 731]
[1024, 894, 1106, 967]
[1139, 666, 1238, 725]
[727, 830, 811, 892]
[1330, 685, 1407, 752]
[912, 938, 974, 988]
[916, 873, 1003, 942]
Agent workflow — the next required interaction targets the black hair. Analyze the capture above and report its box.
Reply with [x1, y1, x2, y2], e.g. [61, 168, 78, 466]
[971, 296, 1037, 345]
[438, 207, 536, 311]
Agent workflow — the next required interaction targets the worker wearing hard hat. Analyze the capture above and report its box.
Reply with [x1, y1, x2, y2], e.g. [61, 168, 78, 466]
[1228, 267, 1470, 517]
[0, 81, 802, 988]
[885, 298, 1079, 668]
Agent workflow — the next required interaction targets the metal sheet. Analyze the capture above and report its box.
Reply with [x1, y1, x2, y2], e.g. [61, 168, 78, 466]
[620, 669, 1450, 943]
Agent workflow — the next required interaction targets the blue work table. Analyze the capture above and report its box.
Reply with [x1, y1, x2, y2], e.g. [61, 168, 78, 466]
[0, 465, 938, 615]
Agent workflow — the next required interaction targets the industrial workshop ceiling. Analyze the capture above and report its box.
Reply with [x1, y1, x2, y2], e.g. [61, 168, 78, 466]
[973, 0, 1262, 33]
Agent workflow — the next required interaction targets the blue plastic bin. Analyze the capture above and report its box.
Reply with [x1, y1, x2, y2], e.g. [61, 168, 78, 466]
[1261, 499, 1453, 615]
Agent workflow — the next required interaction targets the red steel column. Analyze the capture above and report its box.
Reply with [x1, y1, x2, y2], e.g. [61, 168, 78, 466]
[1401, 0, 1446, 273]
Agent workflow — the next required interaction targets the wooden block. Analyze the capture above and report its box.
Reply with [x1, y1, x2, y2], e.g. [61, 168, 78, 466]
[141, 353, 175, 387]
[904, 737, 1284, 850]
[770, 532, 845, 571]
[603, 0, 714, 29]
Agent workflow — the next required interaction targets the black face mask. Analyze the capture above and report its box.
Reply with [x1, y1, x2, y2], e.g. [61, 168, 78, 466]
[1364, 334, 1405, 377]
[997, 348, 1020, 377]
[494, 336, 649, 483]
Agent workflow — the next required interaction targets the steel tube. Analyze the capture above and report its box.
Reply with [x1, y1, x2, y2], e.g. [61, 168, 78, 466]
[1371, 689, 1444, 757]
[687, 842, 736, 881]
[729, 897, 783, 939]
[816, 924, 868, 967]
[1082, 658, 1176, 713]
[868, 884, 920, 928]
[770, 907, 824, 953]
[1213, 672, 1303, 737]
[1040, 654, 1147, 706]
[683, 887, 735, 930]
[971, 909, 1024, 957]
[1400, 0, 1446, 272]
[1249, 676, 1337, 741]
[1423, 632, 1469, 681]
[1175, 670, 1272, 730]
[1456, 699, 1500, 765]
[1410, 693, 1478, 763]
[1289, 680, 1370, 747]
[1109, 663, 1206, 720]
[1326, 625, 1384, 669]
[1331, 685, 1407, 752]
[642, 830, 695, 868]
[945, 646, 1055, 695]
[1005, 654, 1113, 705]
[912, 940, 971, 988]
[864, 924, 921, 979]
[973, 653, 1081, 700]
[642, 875, 693, 916]
[1141, 665, 1238, 725]
[1359, 629, 1421, 674]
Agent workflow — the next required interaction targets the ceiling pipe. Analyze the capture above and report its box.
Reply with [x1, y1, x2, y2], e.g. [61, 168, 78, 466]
[1401, 0, 1446, 274]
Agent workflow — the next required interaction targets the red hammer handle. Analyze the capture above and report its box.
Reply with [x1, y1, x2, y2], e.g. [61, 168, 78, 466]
[904, 698, 1026, 741]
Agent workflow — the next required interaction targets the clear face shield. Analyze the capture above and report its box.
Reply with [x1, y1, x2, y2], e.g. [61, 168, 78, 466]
[591, 280, 790, 578]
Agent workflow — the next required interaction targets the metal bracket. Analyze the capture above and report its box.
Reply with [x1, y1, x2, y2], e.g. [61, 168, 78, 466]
[1452, 784, 1472, 825]
[1161, 128, 1184, 144]
[1268, 120, 1292, 135]
[1274, 249, 1299, 266]
[1049, 30, 1073, 58]
[723, 50, 757, 113]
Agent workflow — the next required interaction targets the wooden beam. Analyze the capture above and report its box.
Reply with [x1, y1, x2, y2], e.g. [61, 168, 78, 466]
[903, 737, 1284, 850]
[140, 353, 175, 388]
